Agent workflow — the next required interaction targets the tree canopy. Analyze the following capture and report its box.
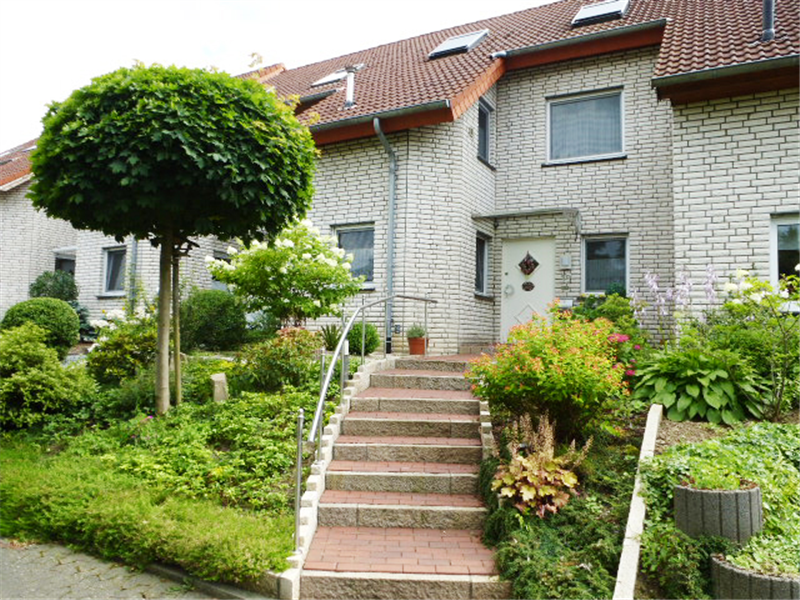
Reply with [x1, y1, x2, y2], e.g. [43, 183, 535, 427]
[29, 64, 317, 244]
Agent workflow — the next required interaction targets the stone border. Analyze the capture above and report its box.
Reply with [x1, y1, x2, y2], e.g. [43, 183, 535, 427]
[280, 354, 398, 600]
[675, 483, 763, 543]
[612, 403, 663, 600]
[711, 555, 800, 599]
[147, 563, 278, 599]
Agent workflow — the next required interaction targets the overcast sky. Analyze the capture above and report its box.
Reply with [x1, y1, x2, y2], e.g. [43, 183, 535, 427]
[0, 0, 556, 151]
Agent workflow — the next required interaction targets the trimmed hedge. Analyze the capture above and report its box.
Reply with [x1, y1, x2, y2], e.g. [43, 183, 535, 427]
[1, 298, 79, 360]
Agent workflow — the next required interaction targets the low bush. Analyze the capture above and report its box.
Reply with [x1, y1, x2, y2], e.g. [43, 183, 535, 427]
[68, 301, 95, 342]
[320, 323, 342, 352]
[91, 367, 159, 423]
[29, 270, 79, 302]
[572, 293, 646, 345]
[0, 323, 95, 429]
[181, 289, 247, 351]
[236, 328, 320, 392]
[347, 321, 380, 356]
[86, 314, 157, 384]
[467, 311, 628, 440]
[633, 347, 764, 424]
[181, 358, 238, 404]
[0, 442, 294, 580]
[1, 297, 79, 359]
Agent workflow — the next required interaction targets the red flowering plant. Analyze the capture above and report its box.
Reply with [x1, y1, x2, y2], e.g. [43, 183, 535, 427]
[467, 305, 629, 440]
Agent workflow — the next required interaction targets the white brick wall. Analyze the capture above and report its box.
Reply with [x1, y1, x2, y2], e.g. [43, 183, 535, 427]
[672, 88, 800, 309]
[0, 181, 77, 318]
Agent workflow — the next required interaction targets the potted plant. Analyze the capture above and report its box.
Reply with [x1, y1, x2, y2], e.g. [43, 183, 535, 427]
[406, 323, 427, 355]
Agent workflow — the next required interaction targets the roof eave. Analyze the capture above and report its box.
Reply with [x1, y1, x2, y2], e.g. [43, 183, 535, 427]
[0, 172, 32, 192]
[652, 54, 800, 88]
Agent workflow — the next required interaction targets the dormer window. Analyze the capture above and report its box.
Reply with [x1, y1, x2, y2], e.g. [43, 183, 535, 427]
[428, 29, 489, 60]
[311, 64, 365, 88]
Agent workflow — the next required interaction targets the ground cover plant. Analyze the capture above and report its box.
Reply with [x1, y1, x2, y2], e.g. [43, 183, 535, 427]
[639, 422, 800, 598]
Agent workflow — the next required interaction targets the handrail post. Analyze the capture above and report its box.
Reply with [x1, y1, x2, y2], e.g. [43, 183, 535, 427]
[384, 300, 389, 359]
[295, 408, 304, 550]
[361, 296, 366, 366]
[340, 339, 349, 402]
[319, 349, 326, 391]
[424, 293, 429, 356]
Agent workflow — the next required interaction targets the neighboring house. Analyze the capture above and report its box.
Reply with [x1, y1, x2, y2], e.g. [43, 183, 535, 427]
[0, 143, 226, 320]
[253, 0, 798, 353]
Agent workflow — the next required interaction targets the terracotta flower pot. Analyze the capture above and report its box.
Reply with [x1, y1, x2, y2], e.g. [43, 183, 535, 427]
[408, 337, 428, 355]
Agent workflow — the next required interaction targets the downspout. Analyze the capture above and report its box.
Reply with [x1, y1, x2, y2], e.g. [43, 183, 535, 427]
[373, 117, 397, 353]
[127, 236, 139, 313]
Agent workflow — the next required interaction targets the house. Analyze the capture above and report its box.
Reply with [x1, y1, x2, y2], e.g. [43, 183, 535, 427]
[252, 0, 799, 354]
[0, 142, 227, 320]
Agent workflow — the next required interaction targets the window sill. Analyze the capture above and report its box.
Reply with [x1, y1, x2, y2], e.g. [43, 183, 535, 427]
[477, 156, 496, 171]
[474, 292, 494, 301]
[97, 293, 126, 299]
[542, 153, 627, 167]
[360, 283, 377, 292]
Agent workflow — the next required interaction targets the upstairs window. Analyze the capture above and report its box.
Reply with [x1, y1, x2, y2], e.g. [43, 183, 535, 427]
[478, 100, 493, 165]
[584, 237, 627, 294]
[338, 226, 374, 283]
[549, 90, 623, 163]
[104, 247, 126, 294]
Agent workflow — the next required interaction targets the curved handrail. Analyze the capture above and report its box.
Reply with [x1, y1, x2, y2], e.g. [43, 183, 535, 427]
[307, 294, 438, 446]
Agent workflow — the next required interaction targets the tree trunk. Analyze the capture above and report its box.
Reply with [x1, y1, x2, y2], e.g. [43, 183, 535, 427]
[155, 231, 173, 415]
[172, 254, 182, 405]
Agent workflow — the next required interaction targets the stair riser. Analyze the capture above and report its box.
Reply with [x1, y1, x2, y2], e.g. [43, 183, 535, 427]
[334, 444, 482, 464]
[370, 374, 472, 391]
[326, 472, 478, 495]
[351, 397, 480, 415]
[394, 359, 471, 373]
[342, 419, 480, 439]
[318, 504, 486, 529]
[301, 573, 510, 600]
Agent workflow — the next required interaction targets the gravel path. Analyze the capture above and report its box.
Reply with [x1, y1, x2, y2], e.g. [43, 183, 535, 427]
[0, 539, 214, 600]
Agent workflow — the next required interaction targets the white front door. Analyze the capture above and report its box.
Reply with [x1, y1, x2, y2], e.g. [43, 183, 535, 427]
[500, 237, 556, 341]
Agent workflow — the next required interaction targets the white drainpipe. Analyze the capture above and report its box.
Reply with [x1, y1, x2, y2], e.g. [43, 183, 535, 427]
[373, 117, 397, 353]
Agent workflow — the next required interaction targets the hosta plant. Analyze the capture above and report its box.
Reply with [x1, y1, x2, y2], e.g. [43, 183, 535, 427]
[633, 347, 764, 424]
[492, 415, 591, 518]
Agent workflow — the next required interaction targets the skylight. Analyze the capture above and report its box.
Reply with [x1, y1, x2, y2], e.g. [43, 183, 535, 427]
[572, 0, 630, 27]
[428, 29, 489, 60]
[311, 64, 364, 88]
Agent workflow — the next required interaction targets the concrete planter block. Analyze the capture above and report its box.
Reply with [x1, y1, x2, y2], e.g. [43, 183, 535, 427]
[711, 555, 800, 599]
[674, 484, 762, 543]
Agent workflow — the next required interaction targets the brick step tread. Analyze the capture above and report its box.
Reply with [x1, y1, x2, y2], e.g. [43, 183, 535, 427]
[378, 369, 470, 377]
[346, 411, 480, 422]
[320, 490, 484, 507]
[328, 460, 479, 474]
[356, 388, 476, 400]
[305, 526, 496, 576]
[336, 435, 481, 447]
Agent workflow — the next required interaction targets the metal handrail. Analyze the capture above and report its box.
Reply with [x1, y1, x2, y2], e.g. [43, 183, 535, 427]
[307, 294, 438, 449]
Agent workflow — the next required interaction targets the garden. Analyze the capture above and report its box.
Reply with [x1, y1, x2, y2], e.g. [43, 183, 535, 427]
[0, 221, 379, 587]
[466, 269, 799, 599]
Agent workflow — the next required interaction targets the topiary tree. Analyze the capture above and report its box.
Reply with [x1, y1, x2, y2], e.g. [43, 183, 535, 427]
[1, 298, 80, 360]
[209, 220, 363, 327]
[29, 64, 317, 414]
[29, 271, 79, 302]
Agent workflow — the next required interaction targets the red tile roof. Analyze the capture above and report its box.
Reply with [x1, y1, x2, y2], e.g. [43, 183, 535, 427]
[252, 0, 797, 133]
[0, 139, 36, 190]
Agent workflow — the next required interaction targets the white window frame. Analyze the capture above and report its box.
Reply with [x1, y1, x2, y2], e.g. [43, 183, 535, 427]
[770, 213, 800, 288]
[477, 99, 493, 165]
[546, 88, 625, 165]
[102, 246, 127, 296]
[336, 223, 375, 289]
[475, 234, 491, 295]
[582, 235, 629, 295]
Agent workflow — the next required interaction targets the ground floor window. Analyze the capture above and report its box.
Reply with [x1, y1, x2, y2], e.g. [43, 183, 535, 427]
[104, 246, 126, 294]
[771, 214, 799, 286]
[475, 235, 489, 294]
[584, 237, 627, 294]
[337, 225, 374, 283]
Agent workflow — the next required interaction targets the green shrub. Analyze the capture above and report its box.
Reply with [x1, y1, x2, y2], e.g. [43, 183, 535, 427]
[29, 270, 78, 302]
[1, 298, 79, 359]
[86, 316, 157, 384]
[467, 311, 628, 440]
[572, 293, 647, 346]
[0, 323, 95, 429]
[347, 322, 380, 355]
[181, 289, 247, 351]
[236, 328, 320, 392]
[633, 347, 764, 424]
[320, 323, 342, 352]
[92, 367, 159, 422]
[68, 301, 95, 342]
[182, 358, 237, 404]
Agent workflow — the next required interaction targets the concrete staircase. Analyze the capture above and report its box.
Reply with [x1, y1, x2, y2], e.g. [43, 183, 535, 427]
[300, 356, 509, 600]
